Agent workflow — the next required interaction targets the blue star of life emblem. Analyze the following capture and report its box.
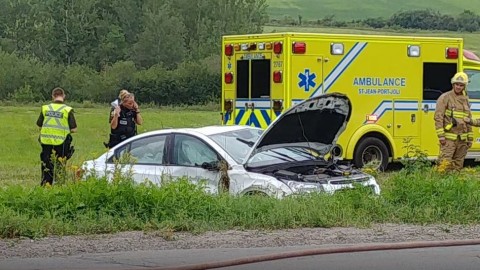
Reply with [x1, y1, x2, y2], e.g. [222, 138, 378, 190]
[227, 62, 232, 70]
[298, 69, 316, 92]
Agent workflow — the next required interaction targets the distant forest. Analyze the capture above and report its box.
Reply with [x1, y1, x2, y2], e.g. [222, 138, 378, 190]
[0, 1, 478, 105]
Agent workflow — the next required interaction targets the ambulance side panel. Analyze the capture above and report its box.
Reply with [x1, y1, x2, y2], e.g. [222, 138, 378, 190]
[222, 32, 468, 168]
[286, 34, 462, 168]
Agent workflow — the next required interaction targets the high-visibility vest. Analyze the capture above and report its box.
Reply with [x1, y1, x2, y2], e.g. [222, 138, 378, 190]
[40, 103, 72, 145]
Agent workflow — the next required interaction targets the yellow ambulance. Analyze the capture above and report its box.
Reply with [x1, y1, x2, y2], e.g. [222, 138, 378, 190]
[221, 32, 480, 170]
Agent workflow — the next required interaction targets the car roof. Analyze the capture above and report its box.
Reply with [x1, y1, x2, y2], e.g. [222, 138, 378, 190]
[134, 125, 261, 138]
[190, 125, 261, 136]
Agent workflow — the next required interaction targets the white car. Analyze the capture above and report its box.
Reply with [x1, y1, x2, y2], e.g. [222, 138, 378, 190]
[82, 93, 380, 198]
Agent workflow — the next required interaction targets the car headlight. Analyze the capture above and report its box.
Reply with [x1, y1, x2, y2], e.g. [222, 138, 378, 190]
[283, 180, 324, 194]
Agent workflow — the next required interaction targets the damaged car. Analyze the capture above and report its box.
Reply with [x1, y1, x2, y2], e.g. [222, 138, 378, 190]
[81, 93, 380, 198]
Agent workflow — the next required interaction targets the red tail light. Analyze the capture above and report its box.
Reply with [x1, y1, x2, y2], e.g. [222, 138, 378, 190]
[293, 42, 306, 54]
[225, 44, 233, 56]
[273, 71, 282, 83]
[225, 72, 233, 84]
[273, 41, 283, 54]
[224, 99, 233, 112]
[273, 100, 283, 112]
[446, 47, 458, 59]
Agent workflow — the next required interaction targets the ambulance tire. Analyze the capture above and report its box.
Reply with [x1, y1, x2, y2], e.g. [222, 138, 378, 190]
[353, 137, 389, 171]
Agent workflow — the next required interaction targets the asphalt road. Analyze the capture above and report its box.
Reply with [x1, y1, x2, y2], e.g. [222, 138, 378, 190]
[1, 244, 480, 270]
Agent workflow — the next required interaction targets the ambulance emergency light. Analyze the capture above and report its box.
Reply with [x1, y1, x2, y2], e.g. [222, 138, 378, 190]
[407, 45, 420, 57]
[331, 43, 344, 55]
[446, 47, 459, 59]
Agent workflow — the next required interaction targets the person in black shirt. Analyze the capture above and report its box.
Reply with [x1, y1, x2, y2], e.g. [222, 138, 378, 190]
[104, 89, 143, 148]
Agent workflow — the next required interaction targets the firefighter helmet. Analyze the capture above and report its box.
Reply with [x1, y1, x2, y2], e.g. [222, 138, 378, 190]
[451, 72, 469, 85]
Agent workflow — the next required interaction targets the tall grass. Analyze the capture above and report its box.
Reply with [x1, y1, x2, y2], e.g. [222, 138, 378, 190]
[1, 163, 480, 239]
[2, 104, 480, 239]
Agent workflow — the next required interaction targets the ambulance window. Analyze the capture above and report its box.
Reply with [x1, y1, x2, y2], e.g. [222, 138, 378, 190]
[237, 60, 249, 98]
[251, 59, 271, 98]
[465, 69, 480, 99]
[423, 63, 457, 100]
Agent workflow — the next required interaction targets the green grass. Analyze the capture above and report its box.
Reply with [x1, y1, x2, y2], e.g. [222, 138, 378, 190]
[263, 25, 480, 54]
[0, 104, 220, 186]
[2, 103, 480, 239]
[1, 166, 480, 239]
[266, 0, 480, 20]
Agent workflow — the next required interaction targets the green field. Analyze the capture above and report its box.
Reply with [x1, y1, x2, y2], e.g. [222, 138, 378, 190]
[264, 25, 480, 54]
[266, 0, 480, 20]
[3, 103, 480, 238]
[0, 104, 219, 186]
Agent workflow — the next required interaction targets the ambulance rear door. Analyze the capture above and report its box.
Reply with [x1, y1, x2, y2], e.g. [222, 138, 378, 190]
[235, 51, 275, 128]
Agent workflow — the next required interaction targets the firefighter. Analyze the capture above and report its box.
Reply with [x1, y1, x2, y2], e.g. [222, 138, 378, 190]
[434, 71, 473, 171]
[37, 87, 77, 186]
[105, 89, 143, 148]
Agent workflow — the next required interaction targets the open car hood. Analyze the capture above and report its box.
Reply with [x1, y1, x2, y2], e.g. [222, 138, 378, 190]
[243, 93, 352, 164]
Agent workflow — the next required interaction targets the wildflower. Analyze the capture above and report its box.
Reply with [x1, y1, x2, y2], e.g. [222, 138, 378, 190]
[435, 159, 450, 174]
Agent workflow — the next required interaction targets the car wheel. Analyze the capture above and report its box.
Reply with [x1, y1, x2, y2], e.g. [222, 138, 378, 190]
[244, 190, 268, 197]
[353, 137, 389, 171]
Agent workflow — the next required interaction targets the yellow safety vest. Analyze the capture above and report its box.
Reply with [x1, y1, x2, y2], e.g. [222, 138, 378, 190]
[40, 103, 72, 145]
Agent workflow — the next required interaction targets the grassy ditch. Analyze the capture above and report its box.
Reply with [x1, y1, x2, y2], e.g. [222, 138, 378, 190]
[1, 164, 480, 239]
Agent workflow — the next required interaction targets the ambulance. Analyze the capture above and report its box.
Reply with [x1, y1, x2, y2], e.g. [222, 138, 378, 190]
[221, 32, 480, 170]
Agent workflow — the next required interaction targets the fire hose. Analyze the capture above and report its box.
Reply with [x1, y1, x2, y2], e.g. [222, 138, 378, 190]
[148, 239, 480, 270]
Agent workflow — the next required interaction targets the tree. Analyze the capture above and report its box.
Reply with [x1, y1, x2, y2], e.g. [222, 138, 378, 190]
[131, 1, 187, 69]
[456, 10, 480, 32]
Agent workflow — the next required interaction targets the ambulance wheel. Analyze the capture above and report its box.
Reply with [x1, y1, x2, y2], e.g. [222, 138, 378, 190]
[353, 137, 389, 171]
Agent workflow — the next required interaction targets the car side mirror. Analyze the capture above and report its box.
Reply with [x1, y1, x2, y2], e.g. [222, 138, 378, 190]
[201, 161, 220, 171]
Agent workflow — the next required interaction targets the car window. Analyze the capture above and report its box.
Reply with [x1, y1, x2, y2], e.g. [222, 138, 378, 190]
[209, 128, 263, 163]
[109, 135, 167, 165]
[465, 69, 480, 99]
[173, 134, 219, 167]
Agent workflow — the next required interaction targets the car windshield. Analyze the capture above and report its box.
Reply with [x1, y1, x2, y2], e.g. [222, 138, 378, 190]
[209, 128, 263, 163]
[246, 146, 324, 169]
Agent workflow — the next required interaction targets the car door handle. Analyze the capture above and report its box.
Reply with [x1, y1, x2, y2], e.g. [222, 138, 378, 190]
[423, 104, 429, 113]
[245, 102, 254, 111]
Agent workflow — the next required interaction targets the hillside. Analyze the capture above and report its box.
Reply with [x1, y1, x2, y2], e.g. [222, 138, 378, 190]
[266, 0, 480, 20]
[263, 25, 480, 54]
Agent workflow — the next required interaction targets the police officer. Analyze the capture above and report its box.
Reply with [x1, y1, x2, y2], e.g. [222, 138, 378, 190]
[105, 89, 143, 148]
[434, 71, 472, 172]
[37, 87, 77, 186]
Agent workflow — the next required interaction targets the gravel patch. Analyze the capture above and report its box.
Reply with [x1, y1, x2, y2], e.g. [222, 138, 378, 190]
[2, 223, 480, 259]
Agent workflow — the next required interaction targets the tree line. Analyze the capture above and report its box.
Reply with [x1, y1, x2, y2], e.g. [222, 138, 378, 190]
[0, 0, 267, 104]
[2, 3, 479, 105]
[278, 9, 480, 33]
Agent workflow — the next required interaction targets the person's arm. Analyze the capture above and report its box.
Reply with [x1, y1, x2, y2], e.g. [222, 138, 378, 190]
[36, 111, 44, 130]
[68, 109, 78, 133]
[465, 117, 480, 127]
[135, 110, 143, 125]
[133, 101, 143, 125]
[434, 95, 446, 144]
[110, 106, 121, 129]
[467, 107, 473, 145]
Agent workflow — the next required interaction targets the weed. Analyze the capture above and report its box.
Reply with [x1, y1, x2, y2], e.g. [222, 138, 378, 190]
[400, 137, 431, 173]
